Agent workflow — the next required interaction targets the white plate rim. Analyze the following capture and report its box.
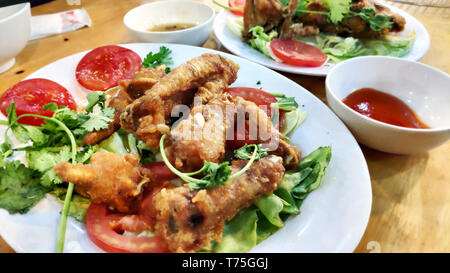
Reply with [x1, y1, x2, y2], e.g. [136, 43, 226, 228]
[213, 2, 430, 77]
[0, 43, 372, 253]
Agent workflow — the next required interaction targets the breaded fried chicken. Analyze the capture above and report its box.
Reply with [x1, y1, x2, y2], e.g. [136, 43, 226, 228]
[233, 96, 301, 168]
[120, 54, 239, 150]
[151, 155, 285, 253]
[53, 152, 149, 213]
[168, 94, 236, 172]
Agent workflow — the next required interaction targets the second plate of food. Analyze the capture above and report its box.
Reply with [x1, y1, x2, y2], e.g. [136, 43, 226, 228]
[213, 0, 430, 76]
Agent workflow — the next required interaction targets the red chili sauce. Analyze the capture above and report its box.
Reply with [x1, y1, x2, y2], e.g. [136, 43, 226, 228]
[342, 88, 429, 129]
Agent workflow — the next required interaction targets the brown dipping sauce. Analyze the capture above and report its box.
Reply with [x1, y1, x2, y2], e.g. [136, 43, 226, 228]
[342, 88, 429, 129]
[148, 23, 196, 32]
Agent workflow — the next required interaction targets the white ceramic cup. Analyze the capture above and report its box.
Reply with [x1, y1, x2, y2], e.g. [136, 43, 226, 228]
[123, 1, 215, 46]
[0, 3, 31, 74]
[326, 56, 450, 154]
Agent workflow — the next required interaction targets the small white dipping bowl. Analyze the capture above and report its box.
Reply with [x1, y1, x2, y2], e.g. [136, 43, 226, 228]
[0, 3, 31, 73]
[123, 1, 215, 46]
[326, 56, 450, 154]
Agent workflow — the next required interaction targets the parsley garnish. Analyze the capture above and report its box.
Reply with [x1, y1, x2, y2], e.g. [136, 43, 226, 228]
[234, 144, 268, 161]
[142, 46, 173, 68]
[159, 134, 266, 190]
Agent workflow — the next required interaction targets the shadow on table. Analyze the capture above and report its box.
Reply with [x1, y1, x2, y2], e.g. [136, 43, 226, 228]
[362, 145, 429, 216]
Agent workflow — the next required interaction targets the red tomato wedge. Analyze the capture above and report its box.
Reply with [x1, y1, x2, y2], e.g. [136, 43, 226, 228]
[86, 203, 169, 253]
[76, 45, 142, 91]
[0, 78, 77, 126]
[229, 0, 245, 16]
[143, 162, 177, 181]
[270, 39, 328, 67]
[224, 87, 284, 149]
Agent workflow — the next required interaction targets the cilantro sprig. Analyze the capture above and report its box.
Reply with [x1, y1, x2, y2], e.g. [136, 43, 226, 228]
[142, 46, 173, 69]
[159, 134, 268, 190]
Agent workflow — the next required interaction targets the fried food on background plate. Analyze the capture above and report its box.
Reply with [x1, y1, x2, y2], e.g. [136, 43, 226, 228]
[243, 0, 406, 40]
[151, 155, 285, 253]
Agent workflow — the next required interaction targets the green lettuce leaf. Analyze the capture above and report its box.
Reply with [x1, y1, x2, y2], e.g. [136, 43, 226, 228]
[213, 207, 259, 253]
[300, 31, 416, 63]
[0, 161, 51, 214]
[51, 187, 91, 222]
[248, 26, 278, 57]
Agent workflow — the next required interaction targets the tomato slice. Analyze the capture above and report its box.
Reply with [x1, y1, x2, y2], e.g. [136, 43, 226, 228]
[0, 78, 77, 126]
[76, 45, 142, 91]
[270, 39, 328, 67]
[224, 87, 284, 149]
[86, 203, 169, 253]
[229, 0, 245, 16]
[143, 162, 177, 181]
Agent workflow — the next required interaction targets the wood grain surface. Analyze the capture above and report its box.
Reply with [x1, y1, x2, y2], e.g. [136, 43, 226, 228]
[0, 0, 448, 253]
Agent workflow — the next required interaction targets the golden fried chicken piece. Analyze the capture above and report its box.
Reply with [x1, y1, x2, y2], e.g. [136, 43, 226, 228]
[151, 155, 285, 253]
[120, 54, 239, 150]
[232, 96, 301, 168]
[168, 94, 236, 172]
[82, 66, 167, 145]
[53, 152, 149, 213]
[300, 0, 406, 38]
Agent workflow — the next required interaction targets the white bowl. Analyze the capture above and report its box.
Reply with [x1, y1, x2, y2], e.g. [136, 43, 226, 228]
[123, 1, 215, 46]
[0, 3, 30, 74]
[326, 56, 450, 154]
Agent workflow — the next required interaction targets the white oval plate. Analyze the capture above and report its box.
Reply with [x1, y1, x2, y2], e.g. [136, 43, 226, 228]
[213, 3, 430, 77]
[0, 44, 371, 253]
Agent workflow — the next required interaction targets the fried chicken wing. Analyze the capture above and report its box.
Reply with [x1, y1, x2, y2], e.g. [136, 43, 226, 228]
[53, 152, 149, 213]
[82, 66, 167, 145]
[151, 155, 285, 252]
[243, 0, 302, 40]
[120, 54, 239, 149]
[232, 96, 301, 168]
[168, 94, 236, 172]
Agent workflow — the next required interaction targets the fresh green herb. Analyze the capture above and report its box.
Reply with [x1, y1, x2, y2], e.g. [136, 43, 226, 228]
[351, 7, 393, 31]
[256, 81, 261, 85]
[321, 0, 351, 24]
[80, 107, 115, 132]
[165, 67, 171, 74]
[0, 160, 51, 214]
[160, 134, 264, 190]
[234, 144, 268, 161]
[271, 97, 299, 111]
[292, 0, 350, 24]
[26, 147, 71, 187]
[142, 46, 173, 68]
[0, 102, 86, 253]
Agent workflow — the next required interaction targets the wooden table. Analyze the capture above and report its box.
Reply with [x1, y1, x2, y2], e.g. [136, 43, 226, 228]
[0, 0, 449, 253]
